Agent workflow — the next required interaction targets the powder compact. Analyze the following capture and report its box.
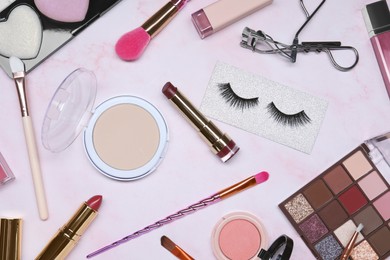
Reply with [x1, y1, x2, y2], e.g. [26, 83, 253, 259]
[212, 212, 267, 260]
[41, 69, 169, 181]
[0, 0, 122, 77]
[279, 132, 390, 260]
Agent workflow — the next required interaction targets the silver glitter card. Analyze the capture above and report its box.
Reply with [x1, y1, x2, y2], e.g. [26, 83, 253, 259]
[200, 61, 328, 154]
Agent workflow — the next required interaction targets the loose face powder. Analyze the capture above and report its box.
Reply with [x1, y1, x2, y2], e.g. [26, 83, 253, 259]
[212, 212, 267, 260]
[84, 96, 168, 181]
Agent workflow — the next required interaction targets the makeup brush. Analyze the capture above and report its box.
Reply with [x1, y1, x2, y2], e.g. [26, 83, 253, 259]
[161, 236, 194, 260]
[340, 223, 364, 260]
[87, 171, 269, 258]
[9, 56, 48, 220]
[115, 0, 189, 61]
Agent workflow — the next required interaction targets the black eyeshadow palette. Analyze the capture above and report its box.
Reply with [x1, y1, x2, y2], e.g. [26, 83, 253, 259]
[279, 145, 390, 260]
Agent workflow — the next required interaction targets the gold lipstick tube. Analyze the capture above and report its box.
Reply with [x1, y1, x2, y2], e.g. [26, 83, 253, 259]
[35, 202, 98, 259]
[163, 82, 239, 162]
[0, 218, 22, 260]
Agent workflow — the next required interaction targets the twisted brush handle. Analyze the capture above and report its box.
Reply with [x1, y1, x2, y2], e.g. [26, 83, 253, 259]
[87, 194, 221, 258]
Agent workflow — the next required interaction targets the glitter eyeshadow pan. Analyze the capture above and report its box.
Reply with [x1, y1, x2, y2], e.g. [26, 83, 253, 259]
[279, 145, 390, 259]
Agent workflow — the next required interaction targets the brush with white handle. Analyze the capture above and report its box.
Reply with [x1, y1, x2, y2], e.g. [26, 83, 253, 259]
[10, 56, 48, 220]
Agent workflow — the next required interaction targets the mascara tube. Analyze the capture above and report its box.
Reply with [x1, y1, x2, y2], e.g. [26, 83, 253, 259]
[162, 82, 239, 162]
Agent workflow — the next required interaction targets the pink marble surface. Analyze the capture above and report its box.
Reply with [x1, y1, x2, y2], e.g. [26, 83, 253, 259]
[0, 0, 389, 259]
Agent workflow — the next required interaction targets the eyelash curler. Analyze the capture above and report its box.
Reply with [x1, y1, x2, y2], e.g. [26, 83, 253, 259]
[240, 0, 359, 72]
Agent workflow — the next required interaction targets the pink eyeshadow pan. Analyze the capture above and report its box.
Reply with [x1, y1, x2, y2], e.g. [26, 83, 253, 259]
[358, 171, 387, 200]
[374, 192, 390, 221]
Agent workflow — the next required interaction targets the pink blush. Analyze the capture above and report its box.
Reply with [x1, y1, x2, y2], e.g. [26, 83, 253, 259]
[219, 219, 261, 260]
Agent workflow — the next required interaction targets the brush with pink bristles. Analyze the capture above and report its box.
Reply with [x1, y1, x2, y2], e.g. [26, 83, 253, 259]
[116, 0, 189, 61]
[87, 171, 269, 258]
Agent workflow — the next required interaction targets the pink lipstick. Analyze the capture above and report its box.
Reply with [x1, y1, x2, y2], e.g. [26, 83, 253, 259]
[35, 195, 102, 259]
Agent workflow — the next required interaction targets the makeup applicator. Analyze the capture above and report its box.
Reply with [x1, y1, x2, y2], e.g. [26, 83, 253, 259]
[9, 56, 48, 220]
[340, 223, 364, 260]
[115, 0, 189, 61]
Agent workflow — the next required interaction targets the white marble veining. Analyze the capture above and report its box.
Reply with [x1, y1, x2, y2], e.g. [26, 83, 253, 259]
[0, 0, 389, 259]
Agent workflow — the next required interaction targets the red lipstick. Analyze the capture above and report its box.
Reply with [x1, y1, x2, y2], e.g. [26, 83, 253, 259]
[35, 195, 102, 259]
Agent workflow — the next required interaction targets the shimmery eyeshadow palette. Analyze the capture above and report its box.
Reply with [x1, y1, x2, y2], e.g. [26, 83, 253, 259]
[279, 145, 390, 260]
[0, 0, 122, 77]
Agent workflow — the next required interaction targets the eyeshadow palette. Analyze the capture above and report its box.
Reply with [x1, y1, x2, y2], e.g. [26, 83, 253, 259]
[279, 145, 390, 260]
[0, 0, 122, 77]
[200, 61, 328, 154]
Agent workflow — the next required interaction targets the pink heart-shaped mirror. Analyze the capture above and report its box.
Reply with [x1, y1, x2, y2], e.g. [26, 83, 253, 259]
[0, 5, 43, 59]
[34, 0, 90, 23]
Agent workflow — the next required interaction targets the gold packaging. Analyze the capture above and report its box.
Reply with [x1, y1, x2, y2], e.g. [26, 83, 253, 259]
[0, 218, 22, 260]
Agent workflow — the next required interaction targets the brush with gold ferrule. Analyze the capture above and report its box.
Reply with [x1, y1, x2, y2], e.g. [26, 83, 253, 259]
[161, 236, 194, 260]
[9, 56, 48, 220]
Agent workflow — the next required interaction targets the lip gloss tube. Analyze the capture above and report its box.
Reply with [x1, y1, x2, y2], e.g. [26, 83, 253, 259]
[191, 0, 272, 39]
[163, 82, 239, 162]
[362, 0, 390, 98]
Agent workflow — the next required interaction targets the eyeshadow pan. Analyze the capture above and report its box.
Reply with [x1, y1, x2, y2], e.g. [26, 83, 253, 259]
[318, 200, 348, 230]
[299, 214, 328, 243]
[284, 193, 314, 223]
[373, 191, 390, 221]
[358, 171, 387, 200]
[334, 220, 364, 247]
[351, 240, 379, 260]
[303, 179, 332, 209]
[368, 226, 390, 256]
[353, 206, 383, 236]
[342, 150, 372, 180]
[314, 235, 342, 260]
[323, 165, 353, 194]
[338, 186, 367, 215]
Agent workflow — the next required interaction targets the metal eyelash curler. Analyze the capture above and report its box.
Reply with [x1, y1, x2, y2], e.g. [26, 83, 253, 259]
[240, 0, 359, 72]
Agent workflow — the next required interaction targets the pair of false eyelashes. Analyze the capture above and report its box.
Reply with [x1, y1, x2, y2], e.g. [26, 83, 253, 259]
[218, 83, 312, 127]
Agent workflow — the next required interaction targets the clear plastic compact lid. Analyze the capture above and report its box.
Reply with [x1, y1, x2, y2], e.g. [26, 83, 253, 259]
[41, 68, 97, 152]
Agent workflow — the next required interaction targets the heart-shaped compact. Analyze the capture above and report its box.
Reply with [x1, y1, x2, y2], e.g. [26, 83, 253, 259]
[0, 5, 43, 59]
[34, 0, 90, 23]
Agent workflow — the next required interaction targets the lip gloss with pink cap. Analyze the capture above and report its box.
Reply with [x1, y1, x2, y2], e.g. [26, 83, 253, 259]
[191, 0, 272, 39]
[363, 0, 390, 98]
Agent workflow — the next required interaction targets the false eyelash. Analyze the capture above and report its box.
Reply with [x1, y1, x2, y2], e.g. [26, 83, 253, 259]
[218, 83, 259, 110]
[266, 102, 311, 127]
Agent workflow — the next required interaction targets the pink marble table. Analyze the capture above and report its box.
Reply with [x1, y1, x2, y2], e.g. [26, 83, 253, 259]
[0, 0, 389, 259]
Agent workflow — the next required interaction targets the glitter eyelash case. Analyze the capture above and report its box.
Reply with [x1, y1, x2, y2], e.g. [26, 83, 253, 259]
[200, 61, 328, 153]
[41, 69, 169, 181]
[279, 132, 390, 259]
[0, 0, 122, 77]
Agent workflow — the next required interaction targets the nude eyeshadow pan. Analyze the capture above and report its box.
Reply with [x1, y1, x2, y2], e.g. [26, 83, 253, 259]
[279, 146, 390, 260]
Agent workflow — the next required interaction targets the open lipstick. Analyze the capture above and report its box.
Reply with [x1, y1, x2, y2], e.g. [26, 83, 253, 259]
[35, 195, 102, 259]
[163, 82, 239, 162]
